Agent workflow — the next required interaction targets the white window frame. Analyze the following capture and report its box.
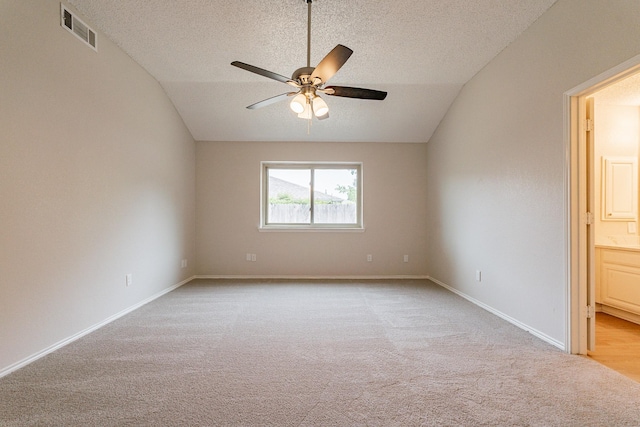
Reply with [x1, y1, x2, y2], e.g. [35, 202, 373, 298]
[260, 161, 363, 231]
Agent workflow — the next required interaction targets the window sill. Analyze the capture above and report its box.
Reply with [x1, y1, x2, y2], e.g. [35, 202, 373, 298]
[258, 226, 365, 233]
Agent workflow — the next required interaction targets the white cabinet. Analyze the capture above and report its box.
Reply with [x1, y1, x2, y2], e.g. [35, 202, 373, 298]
[601, 156, 637, 220]
[597, 247, 640, 323]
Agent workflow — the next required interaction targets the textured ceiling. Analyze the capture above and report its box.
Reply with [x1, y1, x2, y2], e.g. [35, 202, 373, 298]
[594, 72, 640, 107]
[67, 0, 558, 142]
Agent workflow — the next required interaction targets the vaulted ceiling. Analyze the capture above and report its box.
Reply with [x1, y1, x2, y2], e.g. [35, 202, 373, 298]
[67, 0, 558, 143]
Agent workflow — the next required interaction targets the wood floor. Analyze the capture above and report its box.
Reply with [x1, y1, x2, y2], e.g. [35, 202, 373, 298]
[588, 312, 640, 382]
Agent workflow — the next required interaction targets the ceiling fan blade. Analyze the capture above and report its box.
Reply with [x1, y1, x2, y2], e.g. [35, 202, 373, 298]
[231, 61, 295, 85]
[247, 92, 298, 110]
[310, 44, 353, 84]
[324, 86, 388, 100]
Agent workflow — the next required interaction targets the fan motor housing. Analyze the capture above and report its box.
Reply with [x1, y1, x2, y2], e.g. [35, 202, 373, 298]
[292, 67, 315, 83]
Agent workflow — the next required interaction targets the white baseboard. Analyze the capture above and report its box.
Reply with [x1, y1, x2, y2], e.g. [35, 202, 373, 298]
[194, 275, 431, 280]
[427, 276, 566, 351]
[0, 276, 195, 379]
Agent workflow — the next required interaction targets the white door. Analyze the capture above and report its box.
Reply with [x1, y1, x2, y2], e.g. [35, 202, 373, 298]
[586, 97, 596, 352]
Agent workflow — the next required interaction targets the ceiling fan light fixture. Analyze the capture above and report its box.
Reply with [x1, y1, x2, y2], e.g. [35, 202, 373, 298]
[290, 93, 307, 114]
[313, 96, 329, 117]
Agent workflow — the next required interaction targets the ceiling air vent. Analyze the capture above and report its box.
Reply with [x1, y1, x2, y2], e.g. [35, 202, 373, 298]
[60, 4, 97, 51]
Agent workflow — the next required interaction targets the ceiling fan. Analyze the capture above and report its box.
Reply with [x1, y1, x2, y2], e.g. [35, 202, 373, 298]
[231, 0, 387, 120]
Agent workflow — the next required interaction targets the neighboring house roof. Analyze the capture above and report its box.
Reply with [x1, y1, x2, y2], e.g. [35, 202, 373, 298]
[269, 176, 344, 203]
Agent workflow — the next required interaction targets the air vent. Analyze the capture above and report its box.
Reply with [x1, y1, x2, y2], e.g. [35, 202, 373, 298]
[60, 4, 97, 51]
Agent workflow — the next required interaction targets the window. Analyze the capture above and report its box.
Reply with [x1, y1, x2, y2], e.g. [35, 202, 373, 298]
[261, 162, 363, 229]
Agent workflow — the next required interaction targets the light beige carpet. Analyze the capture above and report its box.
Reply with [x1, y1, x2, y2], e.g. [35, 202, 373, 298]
[2, 279, 640, 426]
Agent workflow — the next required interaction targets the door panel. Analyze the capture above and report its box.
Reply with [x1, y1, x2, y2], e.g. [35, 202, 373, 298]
[587, 97, 596, 352]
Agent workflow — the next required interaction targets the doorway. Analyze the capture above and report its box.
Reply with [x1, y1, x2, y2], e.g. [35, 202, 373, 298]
[567, 54, 640, 374]
[587, 74, 640, 381]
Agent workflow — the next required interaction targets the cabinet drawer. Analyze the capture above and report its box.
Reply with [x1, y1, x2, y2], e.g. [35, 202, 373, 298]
[601, 248, 640, 266]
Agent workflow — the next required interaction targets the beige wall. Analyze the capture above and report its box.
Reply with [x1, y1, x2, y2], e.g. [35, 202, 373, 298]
[425, 0, 640, 346]
[196, 141, 428, 277]
[0, 1, 196, 373]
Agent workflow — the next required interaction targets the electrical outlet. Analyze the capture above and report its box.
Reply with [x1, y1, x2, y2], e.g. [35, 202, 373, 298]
[181, 259, 188, 268]
[403, 255, 409, 263]
[251, 254, 256, 262]
[476, 270, 482, 282]
[367, 254, 372, 262]
[246, 253, 252, 261]
[125, 274, 132, 287]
